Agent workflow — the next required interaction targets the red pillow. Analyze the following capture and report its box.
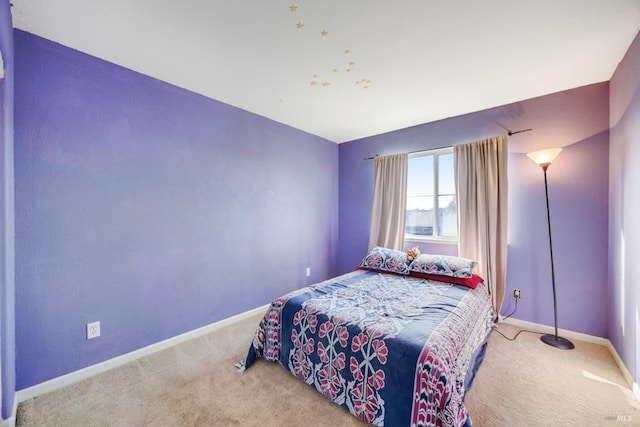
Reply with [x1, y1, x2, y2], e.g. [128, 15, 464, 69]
[409, 271, 484, 289]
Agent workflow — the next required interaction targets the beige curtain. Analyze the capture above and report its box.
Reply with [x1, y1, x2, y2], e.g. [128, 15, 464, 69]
[368, 153, 408, 250]
[455, 135, 508, 318]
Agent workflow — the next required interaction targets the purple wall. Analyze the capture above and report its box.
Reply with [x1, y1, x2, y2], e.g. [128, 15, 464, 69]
[6, 14, 632, 401]
[609, 32, 640, 390]
[14, 30, 338, 389]
[339, 83, 610, 338]
[0, 0, 15, 419]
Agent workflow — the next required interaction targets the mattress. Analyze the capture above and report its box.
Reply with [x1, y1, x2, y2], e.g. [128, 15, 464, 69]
[238, 269, 493, 426]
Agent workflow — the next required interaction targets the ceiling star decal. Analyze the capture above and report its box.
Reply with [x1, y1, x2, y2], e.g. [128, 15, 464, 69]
[284, 9, 373, 92]
[355, 79, 372, 89]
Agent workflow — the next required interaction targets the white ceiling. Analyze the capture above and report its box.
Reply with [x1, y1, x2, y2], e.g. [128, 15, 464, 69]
[11, 0, 640, 143]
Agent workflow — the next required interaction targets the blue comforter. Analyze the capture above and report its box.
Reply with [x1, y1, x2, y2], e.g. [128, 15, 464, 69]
[239, 270, 493, 426]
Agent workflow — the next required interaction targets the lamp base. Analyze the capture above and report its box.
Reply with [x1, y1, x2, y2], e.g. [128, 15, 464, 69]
[540, 334, 575, 350]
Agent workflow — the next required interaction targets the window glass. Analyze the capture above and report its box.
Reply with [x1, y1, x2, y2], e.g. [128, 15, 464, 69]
[437, 153, 457, 237]
[405, 149, 457, 240]
[406, 155, 433, 236]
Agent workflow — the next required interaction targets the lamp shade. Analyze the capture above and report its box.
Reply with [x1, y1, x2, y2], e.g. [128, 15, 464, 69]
[527, 148, 562, 167]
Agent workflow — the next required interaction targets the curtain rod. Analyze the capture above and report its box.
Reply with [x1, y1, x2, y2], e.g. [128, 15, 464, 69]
[362, 128, 532, 160]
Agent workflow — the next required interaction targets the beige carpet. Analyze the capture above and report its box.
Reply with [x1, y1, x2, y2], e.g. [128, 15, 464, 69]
[16, 311, 640, 427]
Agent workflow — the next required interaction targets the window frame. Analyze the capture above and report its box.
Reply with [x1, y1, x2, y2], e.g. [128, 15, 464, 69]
[405, 147, 458, 244]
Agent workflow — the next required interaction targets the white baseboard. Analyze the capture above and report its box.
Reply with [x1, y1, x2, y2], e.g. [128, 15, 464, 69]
[502, 317, 639, 401]
[605, 341, 640, 403]
[0, 398, 17, 427]
[15, 304, 269, 404]
[11, 310, 640, 414]
[501, 317, 608, 346]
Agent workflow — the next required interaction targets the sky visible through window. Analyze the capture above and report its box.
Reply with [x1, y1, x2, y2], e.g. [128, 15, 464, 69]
[407, 152, 454, 210]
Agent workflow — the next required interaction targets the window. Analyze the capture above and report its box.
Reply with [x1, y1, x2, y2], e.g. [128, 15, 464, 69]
[405, 148, 457, 241]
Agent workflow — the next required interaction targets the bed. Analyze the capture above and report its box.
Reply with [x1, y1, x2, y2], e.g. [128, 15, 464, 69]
[238, 247, 494, 427]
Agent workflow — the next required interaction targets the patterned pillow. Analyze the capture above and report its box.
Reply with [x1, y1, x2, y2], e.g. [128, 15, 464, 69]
[358, 246, 410, 275]
[408, 254, 477, 278]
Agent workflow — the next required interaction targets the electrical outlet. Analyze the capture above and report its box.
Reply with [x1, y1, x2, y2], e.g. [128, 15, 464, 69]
[87, 321, 101, 339]
[306, 267, 311, 277]
[513, 289, 522, 299]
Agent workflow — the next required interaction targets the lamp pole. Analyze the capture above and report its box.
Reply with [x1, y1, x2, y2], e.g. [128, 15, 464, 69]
[539, 162, 574, 350]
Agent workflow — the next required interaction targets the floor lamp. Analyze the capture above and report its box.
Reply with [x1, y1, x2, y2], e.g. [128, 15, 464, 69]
[527, 148, 575, 350]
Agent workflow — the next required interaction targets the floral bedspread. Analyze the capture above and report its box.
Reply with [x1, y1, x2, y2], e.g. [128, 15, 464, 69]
[238, 270, 493, 427]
